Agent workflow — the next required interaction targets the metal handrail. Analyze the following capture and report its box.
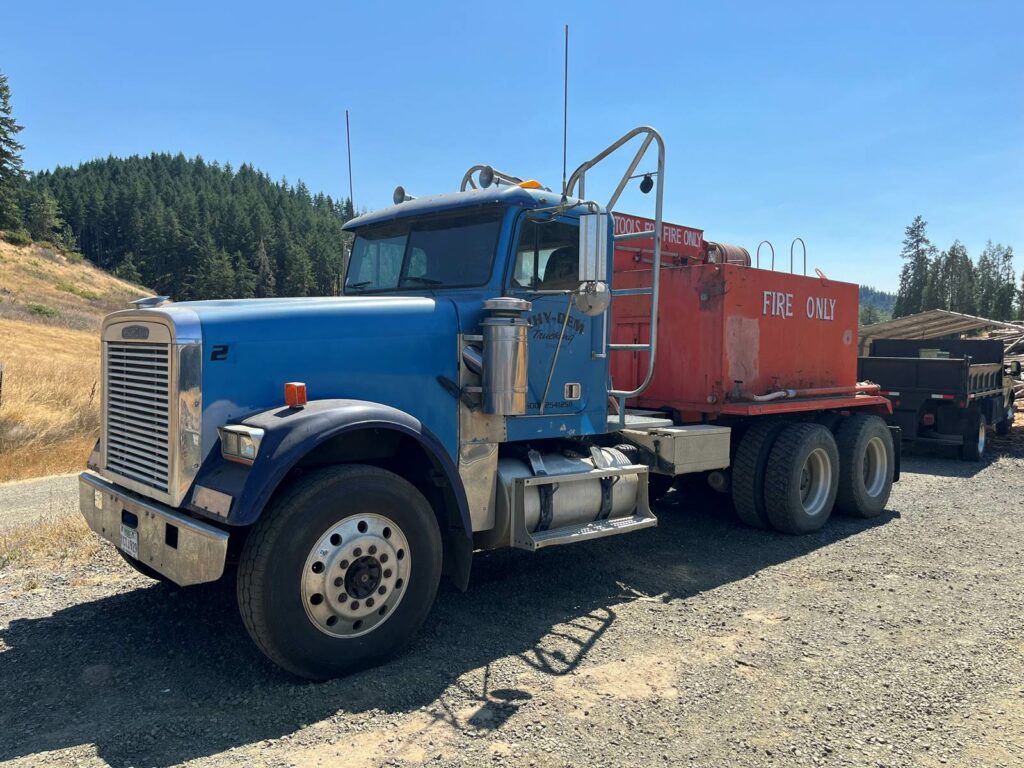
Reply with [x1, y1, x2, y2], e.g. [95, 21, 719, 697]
[756, 240, 775, 270]
[565, 126, 666, 404]
[790, 237, 806, 275]
[459, 165, 524, 192]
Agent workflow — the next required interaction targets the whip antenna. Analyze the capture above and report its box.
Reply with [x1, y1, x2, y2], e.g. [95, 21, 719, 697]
[561, 24, 569, 203]
[345, 109, 355, 214]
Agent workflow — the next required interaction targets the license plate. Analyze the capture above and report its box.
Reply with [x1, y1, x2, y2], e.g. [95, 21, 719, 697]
[120, 523, 139, 559]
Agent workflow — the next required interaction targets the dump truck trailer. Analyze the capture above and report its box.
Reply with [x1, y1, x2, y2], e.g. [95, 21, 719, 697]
[858, 338, 1016, 460]
[79, 126, 899, 679]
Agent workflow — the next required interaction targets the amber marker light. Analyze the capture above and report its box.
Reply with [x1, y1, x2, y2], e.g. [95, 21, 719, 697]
[285, 382, 308, 408]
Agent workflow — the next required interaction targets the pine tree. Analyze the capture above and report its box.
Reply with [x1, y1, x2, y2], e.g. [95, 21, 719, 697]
[0, 71, 25, 230]
[991, 243, 1016, 320]
[945, 241, 976, 314]
[860, 303, 882, 326]
[115, 252, 144, 284]
[254, 239, 275, 298]
[195, 249, 235, 299]
[233, 251, 256, 298]
[975, 242, 1001, 318]
[282, 242, 313, 296]
[892, 216, 936, 318]
[24, 188, 64, 241]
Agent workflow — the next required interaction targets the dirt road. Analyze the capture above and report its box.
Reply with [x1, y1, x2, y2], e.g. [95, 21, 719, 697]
[0, 473, 79, 531]
[1, 441, 1023, 768]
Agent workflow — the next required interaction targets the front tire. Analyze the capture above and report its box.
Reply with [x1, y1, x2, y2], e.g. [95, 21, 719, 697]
[834, 414, 894, 518]
[237, 465, 442, 680]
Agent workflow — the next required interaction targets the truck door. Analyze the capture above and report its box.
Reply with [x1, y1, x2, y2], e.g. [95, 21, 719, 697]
[508, 215, 598, 416]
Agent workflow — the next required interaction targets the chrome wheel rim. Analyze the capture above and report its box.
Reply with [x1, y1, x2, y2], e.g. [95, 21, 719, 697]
[301, 513, 410, 638]
[799, 447, 832, 516]
[978, 420, 986, 453]
[863, 436, 887, 497]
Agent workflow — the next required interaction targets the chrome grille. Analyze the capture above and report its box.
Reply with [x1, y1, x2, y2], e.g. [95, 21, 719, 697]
[105, 342, 171, 493]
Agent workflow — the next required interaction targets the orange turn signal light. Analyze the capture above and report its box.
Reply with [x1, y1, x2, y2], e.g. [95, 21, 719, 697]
[517, 180, 542, 189]
[285, 382, 307, 408]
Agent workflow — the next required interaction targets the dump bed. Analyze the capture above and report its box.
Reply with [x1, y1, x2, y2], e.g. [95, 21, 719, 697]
[858, 339, 1004, 398]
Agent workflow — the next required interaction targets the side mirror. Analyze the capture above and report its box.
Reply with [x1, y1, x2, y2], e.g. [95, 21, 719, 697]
[1008, 361, 1021, 376]
[579, 213, 608, 282]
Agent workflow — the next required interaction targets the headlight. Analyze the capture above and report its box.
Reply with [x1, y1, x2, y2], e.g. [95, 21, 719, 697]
[218, 425, 264, 465]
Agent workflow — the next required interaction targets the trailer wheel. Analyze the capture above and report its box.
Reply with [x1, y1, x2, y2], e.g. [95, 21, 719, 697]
[996, 398, 1014, 436]
[237, 464, 442, 680]
[731, 421, 788, 529]
[764, 423, 839, 534]
[959, 410, 986, 462]
[834, 414, 894, 518]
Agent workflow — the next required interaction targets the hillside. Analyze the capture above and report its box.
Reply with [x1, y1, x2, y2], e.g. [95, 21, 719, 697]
[28, 154, 354, 302]
[0, 236, 148, 481]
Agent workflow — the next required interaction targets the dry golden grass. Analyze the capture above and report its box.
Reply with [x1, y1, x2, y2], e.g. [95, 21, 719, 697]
[0, 318, 101, 481]
[0, 238, 146, 328]
[0, 513, 102, 570]
[0, 238, 149, 482]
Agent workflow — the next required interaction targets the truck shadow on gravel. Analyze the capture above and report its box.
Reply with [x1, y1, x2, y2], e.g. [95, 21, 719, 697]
[0, 490, 898, 767]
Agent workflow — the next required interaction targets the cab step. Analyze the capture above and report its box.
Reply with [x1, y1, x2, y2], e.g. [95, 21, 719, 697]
[528, 513, 657, 550]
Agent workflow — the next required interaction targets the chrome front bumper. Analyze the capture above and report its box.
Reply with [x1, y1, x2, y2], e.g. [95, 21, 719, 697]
[79, 472, 228, 586]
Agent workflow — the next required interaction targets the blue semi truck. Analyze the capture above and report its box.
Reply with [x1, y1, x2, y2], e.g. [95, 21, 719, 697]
[78, 127, 897, 678]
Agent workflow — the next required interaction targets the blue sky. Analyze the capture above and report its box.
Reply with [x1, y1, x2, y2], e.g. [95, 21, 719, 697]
[5, 1, 1022, 291]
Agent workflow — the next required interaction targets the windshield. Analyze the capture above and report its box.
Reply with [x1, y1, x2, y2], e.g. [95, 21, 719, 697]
[345, 210, 503, 294]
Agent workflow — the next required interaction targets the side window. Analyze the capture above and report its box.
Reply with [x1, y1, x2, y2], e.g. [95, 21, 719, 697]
[512, 219, 580, 290]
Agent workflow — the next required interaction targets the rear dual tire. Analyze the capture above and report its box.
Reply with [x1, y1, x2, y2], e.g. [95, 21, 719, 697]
[732, 415, 894, 533]
[732, 421, 788, 529]
[764, 424, 839, 534]
[834, 414, 895, 518]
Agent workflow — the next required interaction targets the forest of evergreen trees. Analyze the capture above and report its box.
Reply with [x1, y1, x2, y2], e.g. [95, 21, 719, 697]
[29, 155, 355, 300]
[891, 215, 1018, 322]
[0, 70, 354, 301]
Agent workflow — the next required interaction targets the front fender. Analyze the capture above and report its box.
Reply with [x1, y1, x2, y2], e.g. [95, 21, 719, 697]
[185, 399, 471, 535]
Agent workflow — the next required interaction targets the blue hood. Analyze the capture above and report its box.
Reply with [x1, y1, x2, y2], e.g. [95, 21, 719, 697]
[176, 296, 460, 460]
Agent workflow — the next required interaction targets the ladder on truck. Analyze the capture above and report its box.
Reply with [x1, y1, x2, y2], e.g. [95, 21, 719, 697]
[458, 128, 669, 550]
[564, 126, 666, 425]
[509, 127, 667, 550]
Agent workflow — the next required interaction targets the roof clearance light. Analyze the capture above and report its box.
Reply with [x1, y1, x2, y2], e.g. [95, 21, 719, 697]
[517, 180, 542, 189]
[285, 382, 308, 408]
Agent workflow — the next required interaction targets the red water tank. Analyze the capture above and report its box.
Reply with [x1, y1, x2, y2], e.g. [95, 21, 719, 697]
[611, 262, 861, 419]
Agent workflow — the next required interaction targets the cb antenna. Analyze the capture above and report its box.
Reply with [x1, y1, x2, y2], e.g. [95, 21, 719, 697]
[561, 24, 569, 204]
[345, 109, 355, 215]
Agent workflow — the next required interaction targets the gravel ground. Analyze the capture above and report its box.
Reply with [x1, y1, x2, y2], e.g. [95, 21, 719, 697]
[1, 437, 1023, 768]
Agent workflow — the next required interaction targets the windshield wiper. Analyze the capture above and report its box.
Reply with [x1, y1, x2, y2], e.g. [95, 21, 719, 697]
[346, 281, 372, 291]
[402, 276, 442, 286]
